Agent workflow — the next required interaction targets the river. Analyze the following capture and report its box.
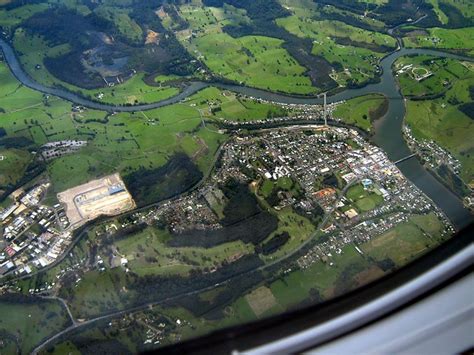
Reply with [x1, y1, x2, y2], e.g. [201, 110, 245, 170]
[0, 38, 472, 229]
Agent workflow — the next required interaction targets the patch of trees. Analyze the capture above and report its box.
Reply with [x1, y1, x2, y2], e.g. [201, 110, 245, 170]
[458, 102, 474, 120]
[315, 0, 440, 28]
[45, 51, 104, 89]
[256, 232, 290, 255]
[130, 254, 264, 306]
[369, 96, 389, 122]
[0, 159, 46, 202]
[124, 153, 203, 207]
[377, 258, 396, 272]
[0, 136, 33, 149]
[323, 173, 338, 188]
[167, 272, 264, 319]
[438, 2, 474, 28]
[169, 181, 278, 247]
[0, 127, 6, 137]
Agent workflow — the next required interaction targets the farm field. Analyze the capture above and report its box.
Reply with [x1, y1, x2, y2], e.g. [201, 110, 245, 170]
[393, 55, 472, 97]
[403, 27, 474, 57]
[191, 33, 315, 94]
[276, 15, 396, 87]
[360, 213, 444, 266]
[0, 56, 295, 198]
[0, 298, 71, 354]
[165, 4, 316, 94]
[333, 94, 388, 131]
[405, 76, 474, 186]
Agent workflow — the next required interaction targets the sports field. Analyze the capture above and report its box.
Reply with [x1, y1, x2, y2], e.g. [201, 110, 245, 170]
[394, 55, 472, 97]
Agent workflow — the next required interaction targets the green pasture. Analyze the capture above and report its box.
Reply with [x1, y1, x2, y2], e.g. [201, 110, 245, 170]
[403, 27, 474, 57]
[0, 299, 70, 354]
[405, 76, 474, 185]
[394, 55, 473, 97]
[360, 213, 444, 266]
[333, 94, 386, 131]
[276, 15, 395, 87]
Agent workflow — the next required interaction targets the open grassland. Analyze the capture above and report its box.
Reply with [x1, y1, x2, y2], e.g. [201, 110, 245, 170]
[193, 33, 315, 94]
[0, 148, 33, 186]
[183, 87, 290, 122]
[403, 27, 474, 57]
[333, 94, 387, 131]
[427, 0, 474, 25]
[405, 76, 474, 185]
[361, 213, 444, 266]
[167, 5, 315, 94]
[93, 5, 143, 44]
[1, 61, 287, 195]
[114, 226, 254, 277]
[0, 3, 50, 30]
[278, 0, 387, 31]
[394, 55, 472, 97]
[276, 16, 395, 87]
[0, 298, 70, 354]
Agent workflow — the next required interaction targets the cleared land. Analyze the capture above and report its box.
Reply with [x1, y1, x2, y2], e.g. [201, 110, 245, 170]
[57, 173, 136, 227]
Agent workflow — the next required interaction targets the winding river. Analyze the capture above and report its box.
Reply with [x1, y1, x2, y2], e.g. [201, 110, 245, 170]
[0, 38, 472, 229]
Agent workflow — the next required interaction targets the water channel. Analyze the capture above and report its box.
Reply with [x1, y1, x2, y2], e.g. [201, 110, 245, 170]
[0, 38, 472, 229]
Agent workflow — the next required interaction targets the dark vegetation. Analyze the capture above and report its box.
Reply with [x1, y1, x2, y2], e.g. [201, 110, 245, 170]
[130, 254, 264, 306]
[167, 272, 264, 319]
[316, 0, 440, 28]
[19, 1, 199, 89]
[438, 2, 474, 28]
[203, 0, 337, 91]
[256, 232, 290, 255]
[70, 338, 132, 355]
[169, 180, 278, 247]
[459, 102, 474, 120]
[0, 160, 45, 202]
[436, 164, 470, 197]
[369, 96, 389, 121]
[459, 85, 474, 119]
[124, 153, 203, 207]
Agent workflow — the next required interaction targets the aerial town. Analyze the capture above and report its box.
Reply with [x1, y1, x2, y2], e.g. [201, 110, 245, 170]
[0, 109, 455, 282]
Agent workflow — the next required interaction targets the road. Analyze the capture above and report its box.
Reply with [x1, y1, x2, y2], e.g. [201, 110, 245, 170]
[32, 177, 360, 354]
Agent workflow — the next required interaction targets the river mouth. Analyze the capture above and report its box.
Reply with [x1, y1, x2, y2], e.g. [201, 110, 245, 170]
[0, 38, 472, 229]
